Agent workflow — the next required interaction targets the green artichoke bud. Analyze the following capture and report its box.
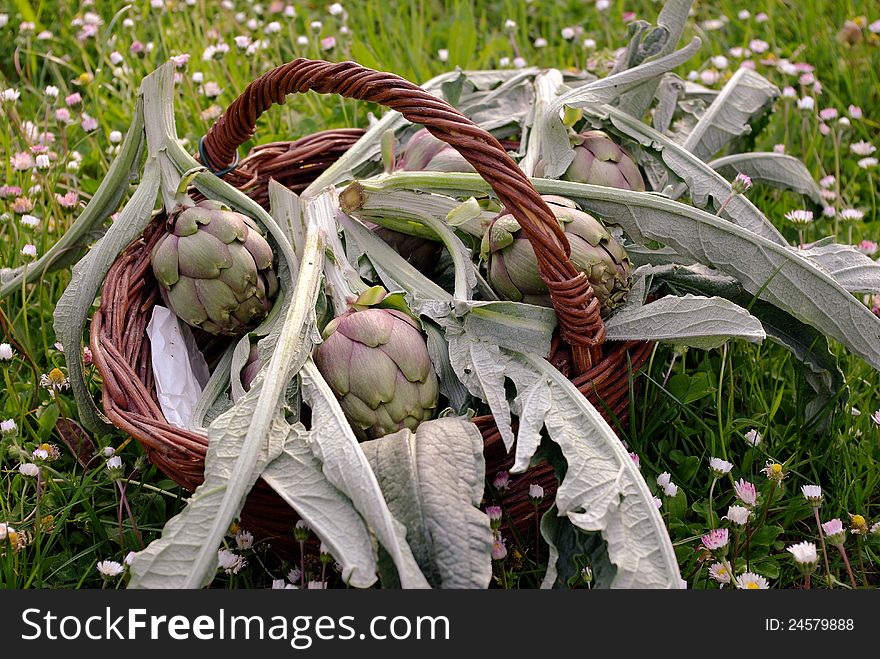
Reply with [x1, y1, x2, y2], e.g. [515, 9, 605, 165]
[397, 128, 475, 173]
[535, 130, 645, 191]
[481, 195, 632, 316]
[151, 200, 279, 335]
[314, 307, 439, 440]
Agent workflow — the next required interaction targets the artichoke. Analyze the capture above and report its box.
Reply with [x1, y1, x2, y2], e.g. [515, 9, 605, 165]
[535, 130, 645, 191]
[151, 200, 279, 335]
[482, 196, 632, 316]
[396, 128, 475, 173]
[314, 308, 439, 440]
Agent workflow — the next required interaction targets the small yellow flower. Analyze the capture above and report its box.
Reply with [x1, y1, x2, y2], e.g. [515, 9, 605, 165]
[850, 514, 869, 536]
[762, 461, 787, 483]
[76, 72, 93, 85]
[40, 367, 70, 393]
[38, 443, 60, 461]
[40, 515, 55, 534]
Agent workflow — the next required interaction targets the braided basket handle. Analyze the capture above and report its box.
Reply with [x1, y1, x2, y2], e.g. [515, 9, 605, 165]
[202, 59, 605, 372]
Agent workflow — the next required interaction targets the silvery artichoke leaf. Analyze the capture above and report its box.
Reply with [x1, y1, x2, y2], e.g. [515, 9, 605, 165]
[360, 418, 493, 589]
[652, 73, 686, 134]
[603, 293, 766, 349]
[127, 379, 288, 589]
[528, 354, 680, 588]
[613, 0, 696, 120]
[53, 160, 159, 436]
[536, 37, 702, 179]
[797, 243, 880, 294]
[501, 349, 681, 588]
[301, 361, 430, 589]
[530, 177, 880, 371]
[261, 424, 379, 589]
[679, 68, 780, 162]
[520, 69, 566, 178]
[599, 105, 788, 245]
[709, 152, 826, 206]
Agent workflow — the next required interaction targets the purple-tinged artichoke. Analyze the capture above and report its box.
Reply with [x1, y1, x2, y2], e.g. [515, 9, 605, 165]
[535, 130, 646, 191]
[314, 308, 439, 440]
[482, 196, 632, 316]
[151, 200, 279, 335]
[396, 128, 476, 173]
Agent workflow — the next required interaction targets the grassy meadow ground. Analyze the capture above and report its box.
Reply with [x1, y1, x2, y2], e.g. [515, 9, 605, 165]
[1, 0, 879, 589]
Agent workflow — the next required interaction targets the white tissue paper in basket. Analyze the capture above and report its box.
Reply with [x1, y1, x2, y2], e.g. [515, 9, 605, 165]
[146, 306, 212, 429]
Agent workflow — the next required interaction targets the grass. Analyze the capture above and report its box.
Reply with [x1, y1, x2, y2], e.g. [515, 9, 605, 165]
[1, 0, 879, 589]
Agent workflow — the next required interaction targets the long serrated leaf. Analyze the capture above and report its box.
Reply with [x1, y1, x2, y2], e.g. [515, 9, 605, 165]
[681, 69, 780, 161]
[604, 293, 766, 349]
[424, 320, 470, 413]
[262, 426, 378, 589]
[601, 105, 788, 245]
[361, 418, 492, 589]
[127, 387, 287, 588]
[651, 263, 847, 427]
[521, 354, 681, 588]
[534, 178, 880, 371]
[444, 332, 515, 450]
[300, 361, 429, 588]
[709, 152, 825, 205]
[799, 243, 880, 294]
[615, 0, 695, 119]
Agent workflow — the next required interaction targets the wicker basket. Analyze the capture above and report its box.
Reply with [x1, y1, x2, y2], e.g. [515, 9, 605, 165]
[90, 59, 651, 562]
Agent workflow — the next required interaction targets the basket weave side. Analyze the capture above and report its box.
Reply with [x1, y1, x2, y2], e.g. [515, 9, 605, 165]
[220, 128, 365, 206]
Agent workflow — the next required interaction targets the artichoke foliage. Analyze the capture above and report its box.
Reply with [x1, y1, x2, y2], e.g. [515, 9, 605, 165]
[315, 307, 439, 441]
[482, 195, 633, 316]
[151, 200, 279, 335]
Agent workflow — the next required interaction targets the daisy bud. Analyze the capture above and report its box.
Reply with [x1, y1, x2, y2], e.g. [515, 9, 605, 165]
[294, 519, 310, 542]
[821, 518, 846, 546]
[801, 484, 822, 507]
